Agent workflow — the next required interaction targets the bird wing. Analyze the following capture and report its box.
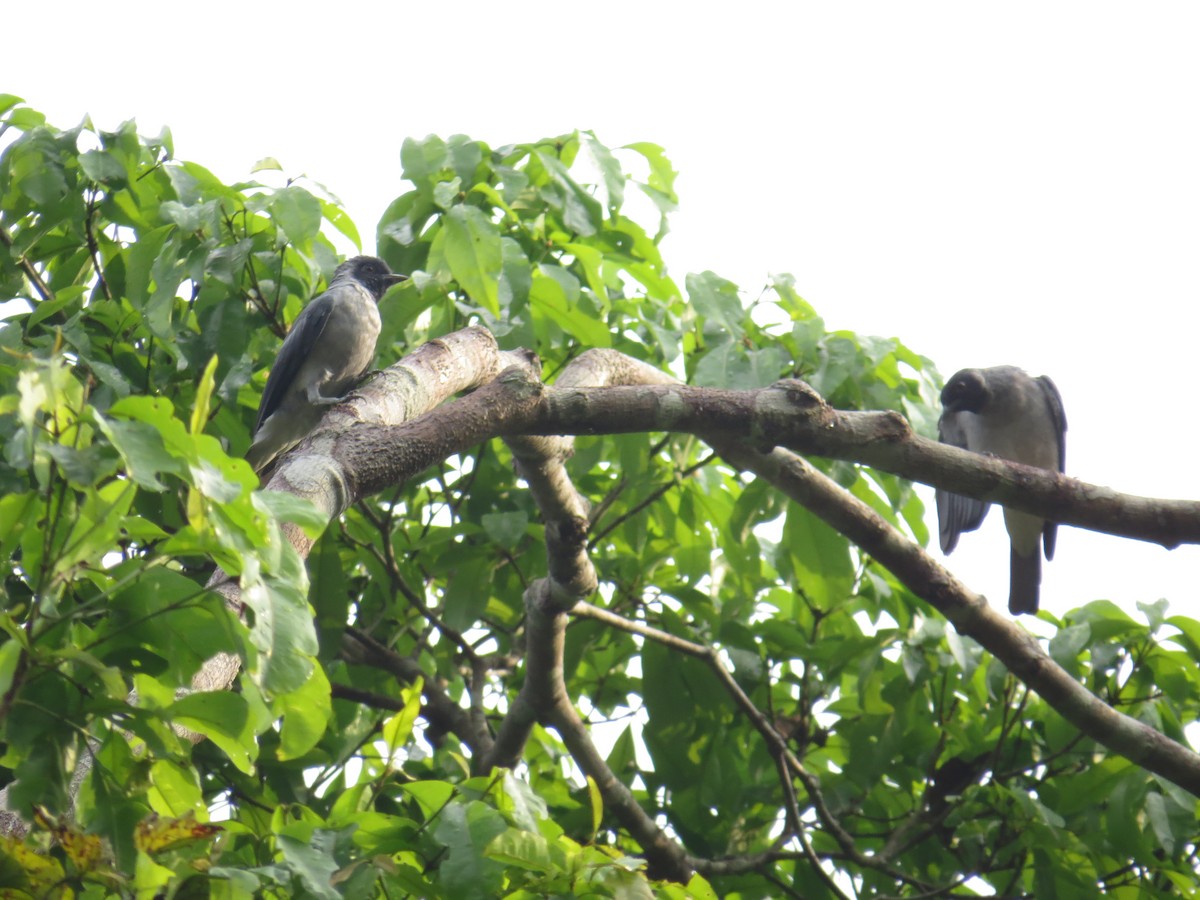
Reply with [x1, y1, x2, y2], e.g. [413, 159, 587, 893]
[935, 410, 990, 553]
[1034, 374, 1067, 560]
[1034, 375, 1067, 472]
[254, 293, 335, 432]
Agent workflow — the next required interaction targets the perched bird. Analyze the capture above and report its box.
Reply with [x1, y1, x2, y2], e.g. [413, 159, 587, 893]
[246, 256, 405, 474]
[935, 366, 1067, 615]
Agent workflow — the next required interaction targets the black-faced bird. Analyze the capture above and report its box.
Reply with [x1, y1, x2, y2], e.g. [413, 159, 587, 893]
[246, 256, 405, 474]
[936, 366, 1067, 615]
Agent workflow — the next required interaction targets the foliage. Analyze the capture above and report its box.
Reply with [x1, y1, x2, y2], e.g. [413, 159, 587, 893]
[0, 94, 1198, 897]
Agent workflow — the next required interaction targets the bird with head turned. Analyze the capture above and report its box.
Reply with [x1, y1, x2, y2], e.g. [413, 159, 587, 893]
[245, 255, 405, 475]
[935, 365, 1067, 615]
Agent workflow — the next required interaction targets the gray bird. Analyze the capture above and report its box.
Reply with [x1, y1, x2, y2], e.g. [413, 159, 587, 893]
[246, 256, 405, 474]
[935, 366, 1067, 615]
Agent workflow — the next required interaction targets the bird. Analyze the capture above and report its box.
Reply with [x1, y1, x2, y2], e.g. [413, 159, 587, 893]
[245, 255, 406, 474]
[935, 366, 1067, 615]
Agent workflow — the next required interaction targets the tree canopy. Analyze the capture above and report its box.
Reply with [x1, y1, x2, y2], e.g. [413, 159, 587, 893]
[1, 95, 1199, 898]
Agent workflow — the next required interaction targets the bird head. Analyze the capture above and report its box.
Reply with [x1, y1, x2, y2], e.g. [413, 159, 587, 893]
[337, 256, 407, 301]
[941, 368, 989, 414]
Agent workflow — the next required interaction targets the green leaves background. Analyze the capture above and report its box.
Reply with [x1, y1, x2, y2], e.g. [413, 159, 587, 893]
[0, 95, 1197, 897]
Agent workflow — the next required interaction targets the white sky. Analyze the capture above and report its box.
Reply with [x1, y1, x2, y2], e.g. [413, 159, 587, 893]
[8, 2, 1200, 624]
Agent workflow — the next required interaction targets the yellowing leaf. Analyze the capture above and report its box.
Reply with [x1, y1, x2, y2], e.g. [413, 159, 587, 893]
[134, 811, 222, 854]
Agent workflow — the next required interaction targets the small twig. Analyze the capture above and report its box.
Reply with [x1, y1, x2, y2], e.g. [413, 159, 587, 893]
[330, 683, 406, 712]
[83, 188, 113, 302]
[588, 452, 716, 548]
[572, 601, 937, 891]
[351, 504, 483, 666]
[0, 225, 53, 302]
[341, 626, 494, 758]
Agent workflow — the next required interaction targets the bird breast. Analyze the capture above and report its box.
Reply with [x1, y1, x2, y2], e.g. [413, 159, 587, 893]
[308, 284, 382, 395]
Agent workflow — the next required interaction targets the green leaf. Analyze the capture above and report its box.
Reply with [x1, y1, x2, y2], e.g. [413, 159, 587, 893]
[400, 134, 449, 183]
[276, 831, 341, 900]
[1049, 623, 1091, 668]
[108, 571, 241, 691]
[11, 143, 66, 204]
[93, 413, 182, 491]
[481, 511, 527, 549]
[529, 268, 611, 347]
[433, 177, 463, 211]
[27, 285, 86, 330]
[56, 479, 135, 575]
[401, 781, 455, 819]
[251, 157, 283, 173]
[276, 665, 332, 761]
[441, 204, 502, 314]
[319, 198, 361, 251]
[442, 557, 493, 633]
[242, 555, 318, 697]
[270, 186, 322, 245]
[381, 679, 422, 758]
[687, 271, 745, 339]
[533, 148, 602, 236]
[5, 105, 45, 130]
[190, 355, 218, 435]
[1138, 598, 1169, 631]
[485, 829, 557, 873]
[1144, 792, 1176, 854]
[624, 141, 679, 213]
[433, 801, 507, 899]
[781, 504, 855, 608]
[254, 490, 329, 536]
[0, 640, 23, 698]
[125, 225, 173, 312]
[167, 691, 255, 773]
[148, 760, 204, 817]
[584, 133, 624, 211]
[586, 775, 603, 839]
[78, 149, 127, 186]
[0, 94, 24, 117]
[134, 851, 176, 895]
[1165, 614, 1200, 661]
[44, 443, 117, 486]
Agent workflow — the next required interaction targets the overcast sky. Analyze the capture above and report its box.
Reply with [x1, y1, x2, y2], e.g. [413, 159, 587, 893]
[8, 2, 1200, 625]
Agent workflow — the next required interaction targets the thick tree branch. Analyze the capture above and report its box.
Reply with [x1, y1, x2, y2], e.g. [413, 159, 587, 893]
[499, 351, 1200, 798]
[713, 440, 1200, 796]
[480, 424, 596, 772]
[486, 350, 923, 887]
[478, 351, 692, 881]
[548, 669, 695, 883]
[198, 328, 538, 699]
[177, 333, 1200, 885]
[519, 379, 1200, 548]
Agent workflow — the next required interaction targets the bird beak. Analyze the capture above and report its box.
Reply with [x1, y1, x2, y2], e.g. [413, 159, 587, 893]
[387, 273, 408, 285]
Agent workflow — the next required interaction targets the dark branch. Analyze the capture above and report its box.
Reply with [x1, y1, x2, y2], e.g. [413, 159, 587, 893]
[340, 627, 493, 755]
[516, 379, 1200, 548]
[0, 225, 54, 303]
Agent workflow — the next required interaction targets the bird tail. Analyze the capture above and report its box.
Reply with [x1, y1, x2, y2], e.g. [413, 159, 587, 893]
[1008, 547, 1041, 615]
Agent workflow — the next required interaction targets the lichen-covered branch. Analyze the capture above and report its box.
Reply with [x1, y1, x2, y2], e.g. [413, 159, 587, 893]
[522, 378, 1200, 548]
[197, 328, 540, 701]
[494, 352, 1200, 798]
[711, 439, 1200, 797]
[482, 349, 692, 882]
